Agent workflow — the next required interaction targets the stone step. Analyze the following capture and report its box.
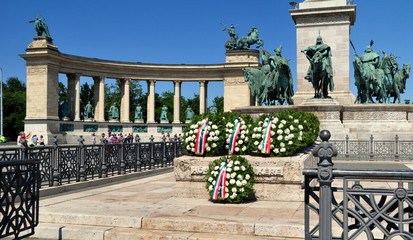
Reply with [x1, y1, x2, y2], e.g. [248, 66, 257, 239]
[33, 223, 303, 240]
[36, 212, 304, 239]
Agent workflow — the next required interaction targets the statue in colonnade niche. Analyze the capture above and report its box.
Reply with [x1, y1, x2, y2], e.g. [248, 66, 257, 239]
[84, 101, 94, 120]
[185, 107, 194, 123]
[108, 104, 119, 121]
[60, 100, 70, 121]
[352, 40, 410, 104]
[160, 105, 169, 123]
[222, 23, 264, 50]
[243, 45, 294, 105]
[134, 105, 143, 121]
[29, 17, 51, 38]
[301, 32, 334, 98]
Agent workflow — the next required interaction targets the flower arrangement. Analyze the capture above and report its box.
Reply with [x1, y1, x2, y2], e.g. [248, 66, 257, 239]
[183, 114, 225, 156]
[223, 113, 253, 155]
[205, 155, 255, 203]
[251, 110, 319, 157]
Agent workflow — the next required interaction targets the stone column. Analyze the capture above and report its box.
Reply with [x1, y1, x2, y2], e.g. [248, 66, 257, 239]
[120, 78, 130, 122]
[67, 74, 76, 120]
[147, 80, 156, 123]
[173, 81, 181, 123]
[199, 81, 208, 114]
[290, 0, 356, 105]
[74, 74, 81, 121]
[93, 76, 106, 122]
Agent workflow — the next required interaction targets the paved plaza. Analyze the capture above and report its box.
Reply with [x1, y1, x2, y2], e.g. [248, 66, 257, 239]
[31, 168, 305, 240]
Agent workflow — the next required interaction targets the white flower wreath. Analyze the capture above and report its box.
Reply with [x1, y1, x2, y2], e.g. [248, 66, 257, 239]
[224, 117, 249, 154]
[184, 118, 220, 155]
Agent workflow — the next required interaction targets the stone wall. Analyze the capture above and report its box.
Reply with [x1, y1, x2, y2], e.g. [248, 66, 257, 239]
[173, 152, 313, 202]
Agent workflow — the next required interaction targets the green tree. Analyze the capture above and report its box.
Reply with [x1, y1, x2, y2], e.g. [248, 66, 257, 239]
[210, 96, 224, 113]
[3, 77, 26, 138]
[80, 82, 94, 119]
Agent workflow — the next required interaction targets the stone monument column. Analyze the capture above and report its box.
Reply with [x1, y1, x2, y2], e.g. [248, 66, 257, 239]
[67, 73, 76, 120]
[173, 80, 181, 123]
[120, 78, 130, 123]
[199, 81, 208, 114]
[223, 50, 259, 111]
[74, 74, 81, 121]
[147, 80, 156, 123]
[290, 0, 356, 105]
[93, 76, 105, 122]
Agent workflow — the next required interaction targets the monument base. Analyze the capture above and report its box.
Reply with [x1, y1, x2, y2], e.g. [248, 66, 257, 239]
[232, 104, 413, 140]
[84, 119, 94, 122]
[108, 119, 119, 123]
[173, 153, 313, 202]
[160, 120, 169, 124]
[134, 119, 144, 123]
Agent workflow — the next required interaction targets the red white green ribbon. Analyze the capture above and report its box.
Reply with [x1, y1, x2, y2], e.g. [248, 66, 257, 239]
[228, 117, 243, 155]
[212, 158, 232, 200]
[261, 117, 274, 154]
[195, 119, 209, 155]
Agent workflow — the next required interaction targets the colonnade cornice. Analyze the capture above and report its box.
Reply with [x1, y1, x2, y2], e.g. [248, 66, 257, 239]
[22, 50, 258, 81]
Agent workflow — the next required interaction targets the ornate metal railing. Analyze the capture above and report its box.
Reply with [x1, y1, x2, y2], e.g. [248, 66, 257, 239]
[0, 159, 40, 239]
[304, 130, 413, 240]
[0, 137, 185, 187]
[331, 135, 413, 161]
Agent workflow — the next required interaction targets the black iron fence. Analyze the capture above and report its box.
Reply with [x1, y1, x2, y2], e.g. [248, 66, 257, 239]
[1, 137, 185, 187]
[331, 135, 413, 161]
[304, 130, 413, 240]
[0, 159, 40, 239]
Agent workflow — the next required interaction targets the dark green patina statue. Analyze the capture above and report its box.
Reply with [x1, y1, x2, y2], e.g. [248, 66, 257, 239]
[243, 45, 294, 105]
[160, 105, 168, 122]
[108, 104, 119, 120]
[134, 105, 143, 120]
[222, 24, 264, 50]
[84, 101, 94, 120]
[352, 40, 410, 104]
[29, 17, 51, 38]
[301, 33, 334, 98]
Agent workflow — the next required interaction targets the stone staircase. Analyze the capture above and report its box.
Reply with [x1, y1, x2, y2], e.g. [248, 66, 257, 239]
[30, 171, 305, 240]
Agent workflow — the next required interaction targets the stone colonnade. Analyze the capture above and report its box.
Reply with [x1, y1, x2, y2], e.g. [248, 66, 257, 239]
[20, 38, 258, 144]
[65, 76, 209, 123]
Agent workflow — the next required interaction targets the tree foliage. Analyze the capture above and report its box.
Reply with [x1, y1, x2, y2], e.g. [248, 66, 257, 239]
[3, 77, 26, 138]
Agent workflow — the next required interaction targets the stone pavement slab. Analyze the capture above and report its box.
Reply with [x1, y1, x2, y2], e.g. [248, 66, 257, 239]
[33, 171, 305, 239]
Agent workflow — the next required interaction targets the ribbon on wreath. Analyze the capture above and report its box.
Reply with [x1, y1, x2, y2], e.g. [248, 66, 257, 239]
[195, 119, 209, 155]
[212, 158, 232, 200]
[261, 117, 274, 154]
[228, 117, 243, 155]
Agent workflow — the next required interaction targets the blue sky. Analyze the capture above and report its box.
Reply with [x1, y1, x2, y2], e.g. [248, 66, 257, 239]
[2, 0, 413, 104]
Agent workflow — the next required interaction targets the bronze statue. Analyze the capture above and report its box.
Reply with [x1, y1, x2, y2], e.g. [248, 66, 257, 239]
[84, 101, 94, 120]
[160, 105, 168, 122]
[29, 17, 51, 38]
[134, 105, 143, 120]
[108, 104, 119, 120]
[185, 107, 194, 121]
[243, 45, 294, 105]
[301, 33, 334, 98]
[352, 40, 410, 104]
[222, 24, 264, 50]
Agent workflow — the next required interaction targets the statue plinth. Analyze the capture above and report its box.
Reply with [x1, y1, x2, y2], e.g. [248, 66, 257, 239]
[134, 119, 144, 123]
[160, 120, 169, 124]
[109, 119, 119, 123]
[300, 97, 340, 106]
[27, 37, 58, 53]
[84, 118, 94, 122]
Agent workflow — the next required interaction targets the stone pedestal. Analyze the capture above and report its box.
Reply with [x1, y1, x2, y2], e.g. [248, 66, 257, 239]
[290, 0, 356, 105]
[134, 119, 144, 123]
[174, 153, 313, 202]
[223, 50, 259, 112]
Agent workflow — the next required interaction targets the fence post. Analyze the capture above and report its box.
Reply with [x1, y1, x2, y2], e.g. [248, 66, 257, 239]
[345, 135, 349, 159]
[370, 135, 374, 159]
[78, 135, 86, 181]
[395, 135, 399, 159]
[101, 142, 108, 178]
[312, 130, 337, 240]
[162, 136, 167, 167]
[173, 135, 178, 161]
[51, 136, 60, 186]
[120, 141, 126, 174]
[149, 135, 155, 169]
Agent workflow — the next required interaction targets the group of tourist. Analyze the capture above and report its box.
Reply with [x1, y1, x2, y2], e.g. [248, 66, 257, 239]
[95, 132, 140, 144]
[17, 132, 45, 147]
